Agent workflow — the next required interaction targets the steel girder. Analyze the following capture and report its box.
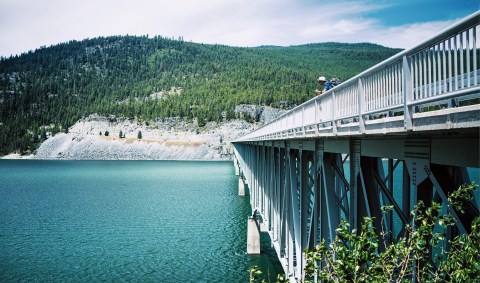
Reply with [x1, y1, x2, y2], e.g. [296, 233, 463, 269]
[233, 134, 479, 281]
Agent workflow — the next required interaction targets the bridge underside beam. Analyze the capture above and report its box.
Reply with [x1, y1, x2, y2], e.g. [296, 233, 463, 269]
[233, 132, 479, 281]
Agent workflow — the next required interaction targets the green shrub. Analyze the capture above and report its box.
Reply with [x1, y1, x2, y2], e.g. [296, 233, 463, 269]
[251, 183, 479, 283]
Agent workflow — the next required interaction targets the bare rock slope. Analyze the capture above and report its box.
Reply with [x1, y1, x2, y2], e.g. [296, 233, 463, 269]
[33, 105, 284, 160]
[34, 116, 254, 160]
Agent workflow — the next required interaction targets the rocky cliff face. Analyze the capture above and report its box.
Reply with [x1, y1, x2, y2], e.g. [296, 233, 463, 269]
[234, 104, 286, 124]
[34, 115, 255, 160]
[29, 105, 285, 160]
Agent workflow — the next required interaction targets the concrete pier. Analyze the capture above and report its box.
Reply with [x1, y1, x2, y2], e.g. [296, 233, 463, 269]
[259, 222, 268, 232]
[247, 217, 260, 254]
[234, 157, 240, 176]
[238, 177, 245, 196]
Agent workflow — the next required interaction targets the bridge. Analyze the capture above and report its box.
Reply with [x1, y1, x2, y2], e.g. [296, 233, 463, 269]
[232, 11, 480, 281]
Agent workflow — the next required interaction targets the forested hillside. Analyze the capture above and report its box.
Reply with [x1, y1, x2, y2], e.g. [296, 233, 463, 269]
[0, 35, 401, 155]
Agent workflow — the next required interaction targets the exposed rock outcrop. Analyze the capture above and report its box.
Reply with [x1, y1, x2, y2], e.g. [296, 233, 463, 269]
[34, 115, 255, 160]
[235, 104, 286, 124]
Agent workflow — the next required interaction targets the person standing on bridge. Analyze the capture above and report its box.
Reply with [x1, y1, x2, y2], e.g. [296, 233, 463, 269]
[315, 76, 332, 95]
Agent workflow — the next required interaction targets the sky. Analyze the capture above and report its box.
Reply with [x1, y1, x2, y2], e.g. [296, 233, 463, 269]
[0, 0, 478, 57]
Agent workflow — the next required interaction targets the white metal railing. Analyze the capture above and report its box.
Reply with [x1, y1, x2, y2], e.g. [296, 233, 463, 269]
[236, 11, 480, 142]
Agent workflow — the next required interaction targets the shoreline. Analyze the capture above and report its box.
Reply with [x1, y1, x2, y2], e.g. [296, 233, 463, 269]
[3, 116, 255, 161]
[2, 107, 283, 161]
[1, 153, 35, 160]
[0, 157, 233, 162]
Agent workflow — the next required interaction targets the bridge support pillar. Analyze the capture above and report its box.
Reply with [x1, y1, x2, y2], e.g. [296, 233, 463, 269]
[234, 156, 240, 176]
[247, 217, 260, 254]
[238, 177, 245, 196]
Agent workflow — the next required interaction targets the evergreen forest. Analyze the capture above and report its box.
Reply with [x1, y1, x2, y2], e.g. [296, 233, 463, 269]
[0, 35, 401, 155]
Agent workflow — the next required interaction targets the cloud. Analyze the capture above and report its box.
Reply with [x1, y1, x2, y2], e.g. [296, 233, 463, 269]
[0, 0, 467, 56]
[364, 20, 458, 49]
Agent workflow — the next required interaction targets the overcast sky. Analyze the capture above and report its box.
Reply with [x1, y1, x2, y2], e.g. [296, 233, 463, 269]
[0, 0, 478, 57]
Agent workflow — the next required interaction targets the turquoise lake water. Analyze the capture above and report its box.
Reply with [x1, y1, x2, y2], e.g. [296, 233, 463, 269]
[0, 160, 282, 282]
[1, 160, 478, 282]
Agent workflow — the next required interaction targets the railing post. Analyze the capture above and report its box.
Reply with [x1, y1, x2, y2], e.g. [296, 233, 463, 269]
[292, 112, 295, 136]
[403, 55, 413, 131]
[302, 105, 306, 137]
[315, 99, 319, 135]
[332, 91, 338, 135]
[358, 78, 366, 134]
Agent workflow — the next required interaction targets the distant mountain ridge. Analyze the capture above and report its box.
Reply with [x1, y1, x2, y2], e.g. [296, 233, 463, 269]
[0, 35, 402, 155]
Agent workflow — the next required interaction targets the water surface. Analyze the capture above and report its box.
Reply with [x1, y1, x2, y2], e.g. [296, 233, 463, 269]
[0, 160, 282, 282]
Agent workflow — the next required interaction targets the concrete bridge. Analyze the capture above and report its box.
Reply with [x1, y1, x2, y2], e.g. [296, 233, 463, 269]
[232, 11, 480, 281]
